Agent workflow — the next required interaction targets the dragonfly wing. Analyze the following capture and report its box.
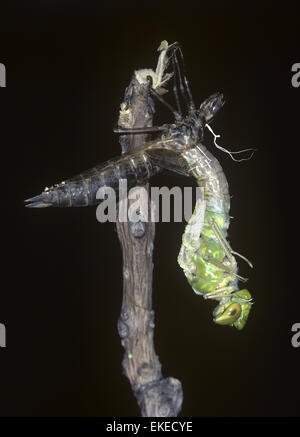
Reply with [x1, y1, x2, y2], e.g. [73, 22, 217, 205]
[120, 136, 190, 177]
[145, 147, 190, 177]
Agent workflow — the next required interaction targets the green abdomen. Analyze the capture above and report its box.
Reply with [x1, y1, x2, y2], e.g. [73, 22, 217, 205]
[179, 209, 230, 296]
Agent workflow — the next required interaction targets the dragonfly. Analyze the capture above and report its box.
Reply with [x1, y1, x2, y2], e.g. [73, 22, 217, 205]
[25, 41, 254, 330]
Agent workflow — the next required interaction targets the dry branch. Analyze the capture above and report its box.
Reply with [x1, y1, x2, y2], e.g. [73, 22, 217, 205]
[115, 52, 183, 417]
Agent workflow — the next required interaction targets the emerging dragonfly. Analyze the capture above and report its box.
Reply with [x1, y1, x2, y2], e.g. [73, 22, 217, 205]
[25, 41, 253, 330]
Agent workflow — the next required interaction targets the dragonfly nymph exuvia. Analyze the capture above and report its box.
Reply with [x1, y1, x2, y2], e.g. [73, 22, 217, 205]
[25, 41, 254, 330]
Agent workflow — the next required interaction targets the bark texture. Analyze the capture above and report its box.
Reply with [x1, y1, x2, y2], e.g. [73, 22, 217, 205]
[116, 75, 183, 417]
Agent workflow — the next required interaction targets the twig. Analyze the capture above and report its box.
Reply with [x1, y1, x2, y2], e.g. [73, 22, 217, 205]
[115, 48, 183, 417]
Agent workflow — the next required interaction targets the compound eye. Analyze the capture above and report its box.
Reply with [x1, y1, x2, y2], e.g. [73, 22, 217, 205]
[228, 307, 237, 316]
[200, 92, 225, 122]
[214, 303, 242, 326]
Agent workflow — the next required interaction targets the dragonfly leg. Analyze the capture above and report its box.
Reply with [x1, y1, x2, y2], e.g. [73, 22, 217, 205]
[113, 125, 168, 134]
[203, 286, 235, 300]
[178, 46, 195, 111]
[171, 54, 182, 117]
[202, 255, 248, 283]
[168, 43, 195, 112]
[171, 47, 195, 112]
[209, 217, 253, 270]
[146, 75, 181, 121]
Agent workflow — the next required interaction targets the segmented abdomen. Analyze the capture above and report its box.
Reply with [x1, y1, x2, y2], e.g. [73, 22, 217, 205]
[178, 143, 234, 294]
[184, 143, 230, 222]
[25, 152, 160, 208]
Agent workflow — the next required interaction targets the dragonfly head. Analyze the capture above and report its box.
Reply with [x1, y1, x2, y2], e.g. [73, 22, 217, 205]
[213, 289, 252, 330]
[198, 92, 225, 124]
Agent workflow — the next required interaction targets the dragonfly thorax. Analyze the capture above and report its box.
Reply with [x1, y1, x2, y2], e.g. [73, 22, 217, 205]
[165, 113, 204, 148]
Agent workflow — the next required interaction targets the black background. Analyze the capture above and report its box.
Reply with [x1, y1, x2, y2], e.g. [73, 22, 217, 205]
[0, 4, 299, 416]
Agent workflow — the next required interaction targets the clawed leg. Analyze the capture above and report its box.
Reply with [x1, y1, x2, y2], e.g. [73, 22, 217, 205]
[171, 45, 195, 112]
[171, 55, 182, 117]
[146, 42, 195, 119]
[121, 42, 196, 126]
[177, 46, 195, 111]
